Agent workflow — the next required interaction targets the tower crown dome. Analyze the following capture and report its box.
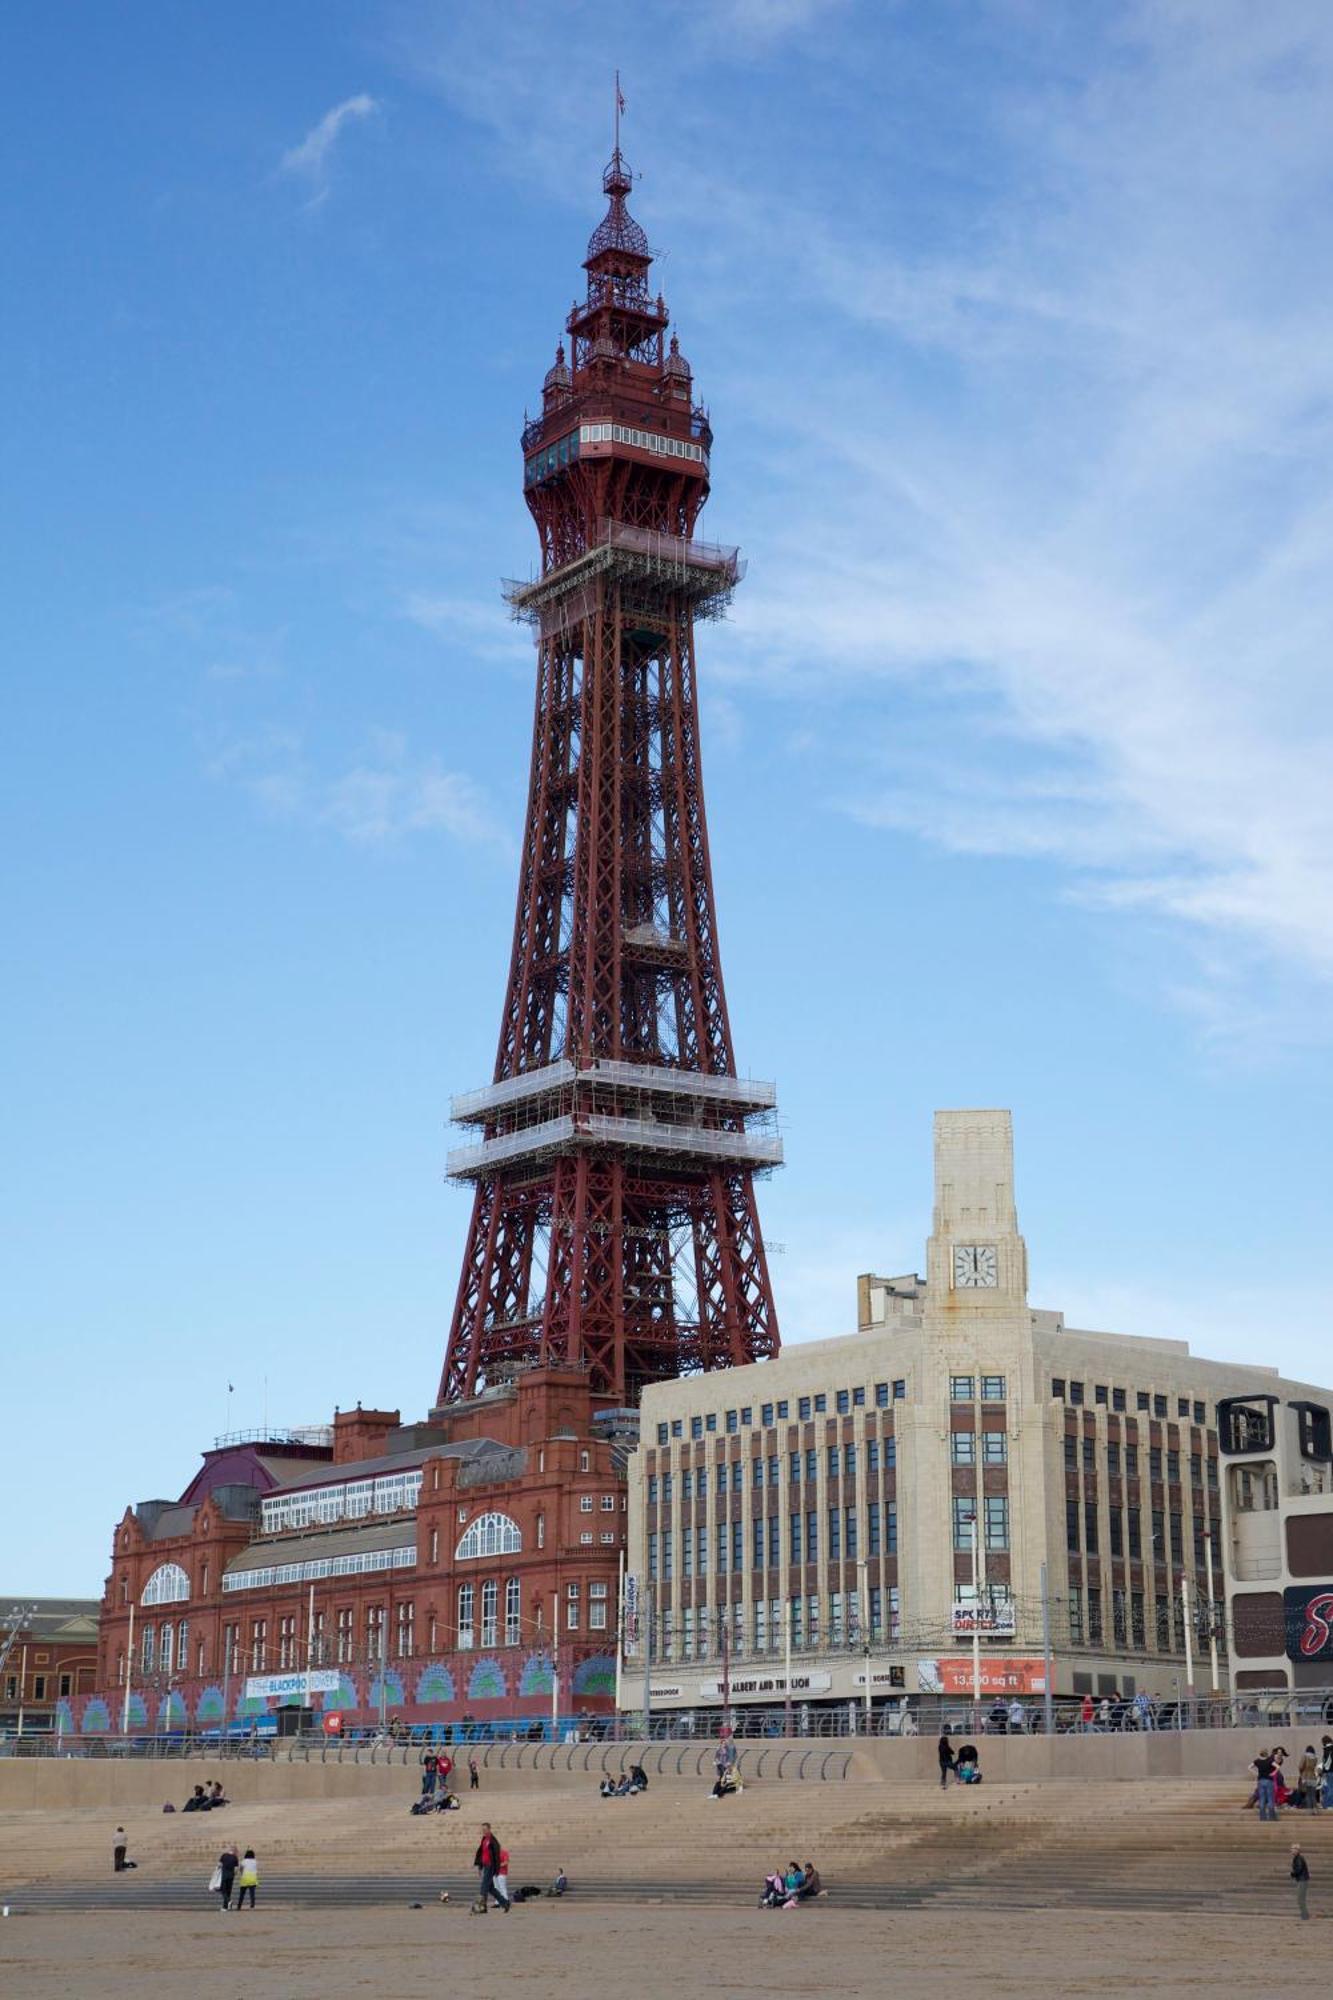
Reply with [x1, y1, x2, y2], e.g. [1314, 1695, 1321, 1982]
[586, 149, 649, 262]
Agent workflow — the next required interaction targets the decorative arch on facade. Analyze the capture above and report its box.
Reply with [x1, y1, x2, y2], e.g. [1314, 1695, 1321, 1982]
[141, 1562, 190, 1605]
[455, 1511, 521, 1561]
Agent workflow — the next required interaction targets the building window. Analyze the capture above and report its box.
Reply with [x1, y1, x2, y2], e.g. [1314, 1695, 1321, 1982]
[1052, 1378, 1066, 1399]
[1095, 1384, 1108, 1406]
[953, 1497, 976, 1553]
[1113, 1388, 1126, 1413]
[277, 1616, 296, 1670]
[455, 1511, 522, 1561]
[457, 1584, 474, 1650]
[981, 1375, 1006, 1402]
[741, 1406, 753, 1427]
[985, 1496, 1009, 1551]
[814, 1394, 827, 1414]
[1086, 1589, 1103, 1644]
[886, 1500, 898, 1555]
[805, 1449, 817, 1483]
[731, 1519, 743, 1571]
[249, 1621, 266, 1672]
[836, 1390, 850, 1415]
[141, 1563, 190, 1607]
[504, 1578, 521, 1647]
[952, 1432, 976, 1465]
[1068, 1592, 1084, 1645]
[950, 1375, 975, 1403]
[657, 1424, 668, 1445]
[397, 1601, 415, 1659]
[580, 1495, 594, 1513]
[1067, 1498, 1080, 1551]
[798, 1397, 811, 1420]
[1069, 1381, 1084, 1406]
[875, 1383, 889, 1408]
[141, 1624, 156, 1673]
[982, 1433, 1007, 1465]
[1153, 1395, 1167, 1420]
[726, 1409, 738, 1433]
[827, 1446, 839, 1480]
[600, 1493, 616, 1511]
[828, 1509, 842, 1562]
[893, 1380, 906, 1401]
[761, 1402, 774, 1428]
[1083, 1437, 1095, 1471]
[1084, 1503, 1099, 1554]
[566, 1582, 580, 1631]
[868, 1500, 881, 1555]
[663, 1530, 674, 1580]
[58, 1673, 72, 1698]
[581, 1448, 592, 1469]
[1107, 1442, 1121, 1474]
[806, 1511, 818, 1562]
[691, 1416, 703, 1439]
[589, 1580, 608, 1632]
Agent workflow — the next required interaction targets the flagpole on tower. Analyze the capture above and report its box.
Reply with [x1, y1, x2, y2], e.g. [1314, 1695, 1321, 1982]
[615, 70, 625, 156]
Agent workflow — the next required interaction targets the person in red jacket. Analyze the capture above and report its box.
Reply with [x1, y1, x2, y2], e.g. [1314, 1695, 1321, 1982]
[473, 1825, 511, 1913]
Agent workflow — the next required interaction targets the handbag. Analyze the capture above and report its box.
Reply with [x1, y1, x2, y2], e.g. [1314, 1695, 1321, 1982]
[208, 1866, 223, 1893]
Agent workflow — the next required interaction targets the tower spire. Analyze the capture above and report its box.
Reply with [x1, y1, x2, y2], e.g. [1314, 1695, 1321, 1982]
[436, 141, 778, 1409]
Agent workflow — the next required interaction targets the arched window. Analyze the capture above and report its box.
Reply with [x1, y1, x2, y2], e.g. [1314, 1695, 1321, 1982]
[455, 1512, 521, 1561]
[142, 1563, 190, 1606]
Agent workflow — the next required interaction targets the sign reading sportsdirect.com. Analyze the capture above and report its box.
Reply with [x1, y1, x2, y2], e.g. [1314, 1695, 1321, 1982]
[243, 1670, 342, 1701]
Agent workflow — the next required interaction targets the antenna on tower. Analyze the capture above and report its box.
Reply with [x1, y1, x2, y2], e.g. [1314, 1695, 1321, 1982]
[615, 70, 626, 159]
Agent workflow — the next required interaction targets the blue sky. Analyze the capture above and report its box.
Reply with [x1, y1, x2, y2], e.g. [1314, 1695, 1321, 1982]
[6, 1, 1333, 1592]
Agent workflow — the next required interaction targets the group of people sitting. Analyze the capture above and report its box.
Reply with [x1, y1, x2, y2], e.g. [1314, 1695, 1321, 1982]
[598, 1766, 648, 1799]
[711, 1766, 744, 1800]
[180, 1783, 228, 1812]
[938, 1734, 983, 1786]
[759, 1861, 824, 1909]
[410, 1790, 461, 1815]
[1245, 1741, 1333, 1814]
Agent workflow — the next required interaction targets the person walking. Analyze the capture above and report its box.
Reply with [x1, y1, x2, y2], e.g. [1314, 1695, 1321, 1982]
[473, 1824, 510, 1913]
[469, 1753, 480, 1791]
[1252, 1749, 1279, 1822]
[1080, 1693, 1095, 1733]
[495, 1845, 511, 1907]
[421, 1751, 438, 1799]
[235, 1848, 260, 1910]
[215, 1842, 238, 1912]
[1291, 1844, 1310, 1920]
[937, 1731, 956, 1788]
[112, 1826, 136, 1872]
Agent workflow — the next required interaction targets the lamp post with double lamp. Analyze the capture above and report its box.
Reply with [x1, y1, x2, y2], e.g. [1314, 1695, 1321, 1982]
[6, 1607, 36, 1741]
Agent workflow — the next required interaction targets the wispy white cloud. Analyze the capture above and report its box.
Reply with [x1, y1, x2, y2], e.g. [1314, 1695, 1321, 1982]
[211, 727, 510, 853]
[393, 1, 1333, 1035]
[280, 94, 380, 203]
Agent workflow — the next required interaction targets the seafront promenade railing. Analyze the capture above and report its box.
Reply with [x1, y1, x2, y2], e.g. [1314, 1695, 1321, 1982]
[3, 1688, 1331, 1758]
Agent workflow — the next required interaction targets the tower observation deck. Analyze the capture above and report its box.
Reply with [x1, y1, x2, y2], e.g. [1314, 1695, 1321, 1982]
[436, 141, 781, 1410]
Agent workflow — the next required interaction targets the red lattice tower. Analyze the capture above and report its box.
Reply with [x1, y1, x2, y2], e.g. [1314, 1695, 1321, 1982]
[436, 143, 781, 1409]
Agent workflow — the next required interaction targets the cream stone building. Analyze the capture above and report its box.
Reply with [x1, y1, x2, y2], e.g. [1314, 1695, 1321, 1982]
[623, 1110, 1331, 1721]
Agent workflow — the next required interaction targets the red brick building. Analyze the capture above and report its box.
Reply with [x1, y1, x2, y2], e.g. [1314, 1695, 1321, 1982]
[1, 1601, 99, 1735]
[86, 1368, 627, 1737]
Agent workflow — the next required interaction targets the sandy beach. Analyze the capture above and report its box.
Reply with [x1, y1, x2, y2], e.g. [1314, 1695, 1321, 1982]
[1, 1904, 1328, 2000]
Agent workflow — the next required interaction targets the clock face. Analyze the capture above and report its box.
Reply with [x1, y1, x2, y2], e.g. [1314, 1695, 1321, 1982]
[953, 1244, 998, 1289]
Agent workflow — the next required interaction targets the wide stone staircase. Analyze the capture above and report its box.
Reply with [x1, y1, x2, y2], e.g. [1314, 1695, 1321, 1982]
[2, 1775, 1327, 1914]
